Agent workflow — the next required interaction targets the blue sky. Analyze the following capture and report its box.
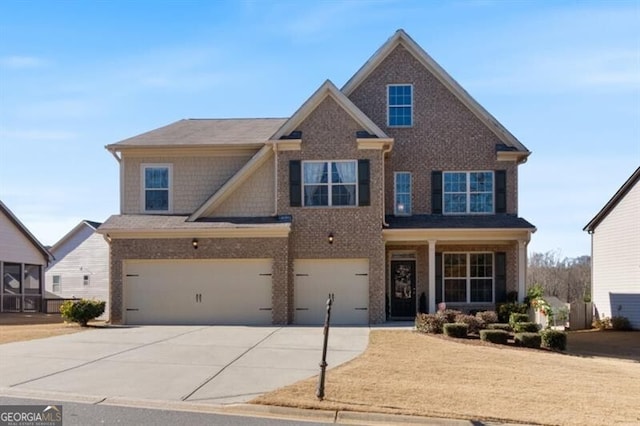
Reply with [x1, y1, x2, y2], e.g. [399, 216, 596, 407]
[0, 0, 638, 258]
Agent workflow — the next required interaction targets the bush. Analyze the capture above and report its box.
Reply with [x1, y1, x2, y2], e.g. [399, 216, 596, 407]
[509, 312, 530, 329]
[611, 316, 632, 331]
[513, 322, 540, 333]
[480, 329, 509, 344]
[593, 317, 611, 330]
[514, 332, 541, 348]
[498, 302, 528, 323]
[443, 323, 468, 338]
[476, 310, 498, 326]
[487, 323, 512, 332]
[437, 309, 462, 323]
[541, 329, 567, 351]
[415, 313, 445, 334]
[454, 314, 482, 334]
[60, 299, 105, 326]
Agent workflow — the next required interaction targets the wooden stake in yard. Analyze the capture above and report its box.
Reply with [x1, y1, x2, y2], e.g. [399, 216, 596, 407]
[316, 293, 334, 400]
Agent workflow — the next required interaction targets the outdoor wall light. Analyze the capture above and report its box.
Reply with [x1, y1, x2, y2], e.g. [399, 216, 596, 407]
[192, 238, 198, 249]
[328, 233, 334, 244]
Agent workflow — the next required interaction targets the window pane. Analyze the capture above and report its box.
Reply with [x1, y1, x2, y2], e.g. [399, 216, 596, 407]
[471, 279, 492, 302]
[444, 254, 466, 277]
[389, 85, 412, 126]
[145, 189, 169, 211]
[396, 193, 411, 214]
[445, 279, 466, 302]
[304, 185, 328, 206]
[3, 263, 21, 294]
[24, 265, 41, 294]
[470, 172, 493, 192]
[444, 194, 466, 213]
[331, 162, 356, 184]
[470, 253, 493, 278]
[444, 172, 466, 192]
[145, 168, 168, 189]
[303, 163, 328, 184]
[332, 184, 356, 206]
[470, 193, 493, 213]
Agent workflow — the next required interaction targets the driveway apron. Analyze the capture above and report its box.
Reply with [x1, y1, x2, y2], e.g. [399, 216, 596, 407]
[0, 326, 369, 404]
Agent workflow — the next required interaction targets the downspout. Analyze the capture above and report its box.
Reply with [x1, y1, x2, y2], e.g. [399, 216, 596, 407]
[271, 143, 278, 216]
[382, 143, 392, 227]
[107, 147, 124, 214]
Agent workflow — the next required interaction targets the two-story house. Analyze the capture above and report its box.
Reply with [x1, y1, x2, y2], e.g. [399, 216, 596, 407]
[99, 30, 535, 325]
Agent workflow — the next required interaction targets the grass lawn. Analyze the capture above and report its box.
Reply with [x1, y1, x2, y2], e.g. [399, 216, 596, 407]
[0, 313, 102, 344]
[253, 330, 640, 425]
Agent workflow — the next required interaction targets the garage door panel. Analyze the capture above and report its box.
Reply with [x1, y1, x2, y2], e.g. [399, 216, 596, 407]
[294, 259, 369, 325]
[124, 259, 272, 325]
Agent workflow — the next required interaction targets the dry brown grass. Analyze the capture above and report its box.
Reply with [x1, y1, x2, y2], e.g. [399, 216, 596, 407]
[0, 313, 101, 344]
[253, 330, 640, 425]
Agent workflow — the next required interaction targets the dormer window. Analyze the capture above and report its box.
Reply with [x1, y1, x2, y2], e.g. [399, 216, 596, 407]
[388, 84, 413, 127]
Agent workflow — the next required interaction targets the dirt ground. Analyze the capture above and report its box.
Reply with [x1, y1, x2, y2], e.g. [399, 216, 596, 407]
[254, 330, 640, 426]
[0, 313, 102, 344]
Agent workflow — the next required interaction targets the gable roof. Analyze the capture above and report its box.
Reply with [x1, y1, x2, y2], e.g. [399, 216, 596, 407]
[49, 220, 103, 255]
[584, 167, 640, 232]
[0, 200, 53, 263]
[342, 29, 530, 156]
[270, 80, 391, 141]
[106, 118, 288, 151]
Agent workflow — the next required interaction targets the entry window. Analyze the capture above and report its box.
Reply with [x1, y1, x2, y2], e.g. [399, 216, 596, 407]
[142, 164, 171, 212]
[394, 172, 412, 215]
[388, 84, 413, 127]
[303, 161, 357, 206]
[443, 171, 493, 214]
[443, 253, 493, 303]
[52, 275, 61, 292]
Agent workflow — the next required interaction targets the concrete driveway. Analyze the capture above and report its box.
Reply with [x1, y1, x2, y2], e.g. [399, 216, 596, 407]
[0, 326, 369, 405]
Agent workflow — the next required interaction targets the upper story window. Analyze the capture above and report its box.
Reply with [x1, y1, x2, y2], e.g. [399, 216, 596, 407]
[394, 172, 412, 215]
[142, 164, 172, 213]
[52, 275, 61, 292]
[443, 171, 493, 214]
[388, 84, 413, 127]
[303, 161, 357, 206]
[443, 252, 493, 303]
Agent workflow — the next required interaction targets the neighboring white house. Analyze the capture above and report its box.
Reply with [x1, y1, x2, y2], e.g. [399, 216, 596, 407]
[0, 200, 52, 312]
[584, 167, 640, 329]
[45, 220, 109, 319]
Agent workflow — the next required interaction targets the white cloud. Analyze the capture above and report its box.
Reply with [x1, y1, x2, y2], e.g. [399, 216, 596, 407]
[0, 55, 46, 69]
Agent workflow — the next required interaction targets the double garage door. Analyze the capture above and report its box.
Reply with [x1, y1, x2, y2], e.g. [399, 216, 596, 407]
[123, 258, 369, 325]
[124, 259, 273, 325]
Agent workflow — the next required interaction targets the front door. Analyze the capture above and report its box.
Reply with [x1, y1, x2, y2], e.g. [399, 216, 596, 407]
[390, 260, 416, 318]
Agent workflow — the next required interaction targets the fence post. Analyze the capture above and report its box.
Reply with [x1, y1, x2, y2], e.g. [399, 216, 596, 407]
[316, 293, 334, 400]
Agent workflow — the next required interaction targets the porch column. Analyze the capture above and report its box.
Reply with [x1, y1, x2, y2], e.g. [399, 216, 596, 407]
[428, 240, 437, 313]
[518, 240, 527, 302]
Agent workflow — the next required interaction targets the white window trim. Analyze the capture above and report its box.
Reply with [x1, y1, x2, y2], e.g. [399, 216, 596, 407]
[387, 84, 413, 127]
[443, 171, 495, 215]
[52, 275, 61, 292]
[302, 160, 358, 207]
[442, 252, 494, 304]
[141, 163, 173, 214]
[394, 172, 412, 216]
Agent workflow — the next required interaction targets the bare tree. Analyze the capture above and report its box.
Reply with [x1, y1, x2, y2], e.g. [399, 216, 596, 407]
[527, 250, 591, 303]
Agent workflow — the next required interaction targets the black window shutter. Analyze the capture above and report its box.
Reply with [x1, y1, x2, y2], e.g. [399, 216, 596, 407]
[435, 253, 443, 305]
[289, 160, 301, 207]
[495, 252, 507, 303]
[432, 171, 442, 214]
[358, 159, 370, 206]
[495, 170, 507, 213]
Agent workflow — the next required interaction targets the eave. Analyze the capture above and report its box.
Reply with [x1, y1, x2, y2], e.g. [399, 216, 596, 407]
[383, 228, 534, 243]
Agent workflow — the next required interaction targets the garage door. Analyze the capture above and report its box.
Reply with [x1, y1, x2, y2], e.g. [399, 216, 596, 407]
[124, 259, 272, 325]
[294, 259, 369, 325]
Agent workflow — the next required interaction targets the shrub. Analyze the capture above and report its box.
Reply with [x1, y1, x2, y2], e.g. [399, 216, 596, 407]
[487, 323, 512, 332]
[592, 317, 611, 330]
[611, 316, 632, 331]
[513, 322, 540, 333]
[480, 329, 509, 345]
[437, 309, 462, 323]
[415, 313, 445, 334]
[454, 314, 482, 334]
[60, 299, 105, 326]
[541, 329, 567, 351]
[509, 312, 530, 329]
[476, 310, 498, 325]
[443, 323, 468, 338]
[498, 302, 528, 323]
[514, 332, 541, 348]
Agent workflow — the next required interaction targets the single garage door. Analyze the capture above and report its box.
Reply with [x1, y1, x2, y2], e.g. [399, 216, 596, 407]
[124, 259, 272, 325]
[294, 259, 369, 325]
